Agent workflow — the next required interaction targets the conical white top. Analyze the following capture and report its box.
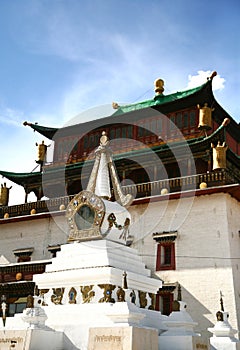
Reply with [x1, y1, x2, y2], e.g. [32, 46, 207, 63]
[86, 131, 133, 207]
[95, 152, 111, 198]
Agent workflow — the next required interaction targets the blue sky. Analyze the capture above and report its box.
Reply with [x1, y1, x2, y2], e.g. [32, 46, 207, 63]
[0, 0, 239, 204]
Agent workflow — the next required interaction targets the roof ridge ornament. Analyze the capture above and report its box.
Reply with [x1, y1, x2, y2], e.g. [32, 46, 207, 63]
[208, 71, 217, 80]
[154, 78, 164, 95]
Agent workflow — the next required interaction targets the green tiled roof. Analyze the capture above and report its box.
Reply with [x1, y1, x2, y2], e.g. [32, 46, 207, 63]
[113, 82, 209, 116]
[0, 121, 231, 187]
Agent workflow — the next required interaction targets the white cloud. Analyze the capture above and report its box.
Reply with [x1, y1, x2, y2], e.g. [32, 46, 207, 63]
[187, 70, 225, 91]
[0, 107, 25, 127]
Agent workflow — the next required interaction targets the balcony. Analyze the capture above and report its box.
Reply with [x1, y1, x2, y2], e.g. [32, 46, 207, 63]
[0, 169, 238, 219]
[122, 169, 237, 198]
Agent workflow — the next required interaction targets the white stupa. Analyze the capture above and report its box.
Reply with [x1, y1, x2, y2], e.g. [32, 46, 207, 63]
[3, 131, 164, 350]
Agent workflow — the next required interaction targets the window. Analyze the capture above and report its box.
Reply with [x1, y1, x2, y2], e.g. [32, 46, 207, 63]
[153, 231, 177, 271]
[176, 113, 182, 128]
[13, 248, 34, 263]
[169, 115, 175, 130]
[190, 110, 196, 126]
[156, 119, 162, 133]
[183, 112, 189, 128]
[156, 242, 175, 270]
[156, 292, 173, 316]
[48, 245, 61, 258]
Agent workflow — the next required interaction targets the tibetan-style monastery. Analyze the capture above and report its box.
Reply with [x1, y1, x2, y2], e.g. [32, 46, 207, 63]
[0, 72, 240, 349]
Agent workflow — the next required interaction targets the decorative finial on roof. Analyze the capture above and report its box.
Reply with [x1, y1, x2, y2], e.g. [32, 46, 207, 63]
[208, 71, 217, 80]
[23, 121, 32, 126]
[177, 284, 182, 301]
[112, 102, 119, 109]
[222, 118, 230, 127]
[100, 131, 109, 147]
[220, 290, 224, 312]
[122, 271, 128, 289]
[154, 78, 164, 95]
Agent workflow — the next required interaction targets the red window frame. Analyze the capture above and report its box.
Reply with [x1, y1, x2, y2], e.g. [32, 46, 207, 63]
[156, 242, 176, 271]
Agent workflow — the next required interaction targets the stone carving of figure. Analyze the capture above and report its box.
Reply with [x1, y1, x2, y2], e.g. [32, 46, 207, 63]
[98, 284, 115, 303]
[138, 291, 147, 308]
[130, 290, 136, 304]
[116, 287, 125, 302]
[51, 288, 64, 305]
[216, 310, 224, 321]
[197, 103, 214, 130]
[0, 183, 12, 206]
[26, 294, 34, 308]
[211, 141, 228, 170]
[80, 285, 95, 303]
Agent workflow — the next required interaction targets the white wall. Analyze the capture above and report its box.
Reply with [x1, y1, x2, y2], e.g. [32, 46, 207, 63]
[1, 191, 240, 342]
[0, 213, 68, 262]
[129, 193, 240, 341]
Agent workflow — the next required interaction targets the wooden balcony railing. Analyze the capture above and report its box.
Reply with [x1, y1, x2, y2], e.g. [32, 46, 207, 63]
[0, 170, 237, 219]
[122, 169, 237, 198]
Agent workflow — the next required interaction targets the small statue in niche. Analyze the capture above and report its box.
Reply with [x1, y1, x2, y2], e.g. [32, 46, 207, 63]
[51, 288, 64, 305]
[138, 291, 147, 309]
[98, 284, 115, 303]
[80, 285, 95, 303]
[148, 293, 156, 310]
[39, 289, 49, 306]
[211, 141, 228, 170]
[216, 310, 224, 321]
[26, 295, 34, 308]
[68, 287, 77, 304]
[116, 287, 125, 302]
[130, 290, 136, 304]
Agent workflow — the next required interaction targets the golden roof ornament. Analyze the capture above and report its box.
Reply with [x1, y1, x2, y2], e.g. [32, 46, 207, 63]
[112, 102, 119, 109]
[0, 183, 12, 206]
[211, 141, 228, 170]
[154, 78, 164, 95]
[197, 103, 214, 131]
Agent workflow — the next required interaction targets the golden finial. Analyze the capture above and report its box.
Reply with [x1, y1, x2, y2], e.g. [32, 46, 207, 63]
[154, 78, 164, 95]
[112, 102, 119, 109]
[197, 102, 214, 131]
[211, 141, 228, 170]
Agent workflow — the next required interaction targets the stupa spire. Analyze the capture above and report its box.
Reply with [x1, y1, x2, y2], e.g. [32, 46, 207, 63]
[86, 131, 133, 207]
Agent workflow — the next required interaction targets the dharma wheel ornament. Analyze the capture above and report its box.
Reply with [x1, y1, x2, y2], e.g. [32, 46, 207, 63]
[211, 141, 228, 170]
[197, 103, 214, 131]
